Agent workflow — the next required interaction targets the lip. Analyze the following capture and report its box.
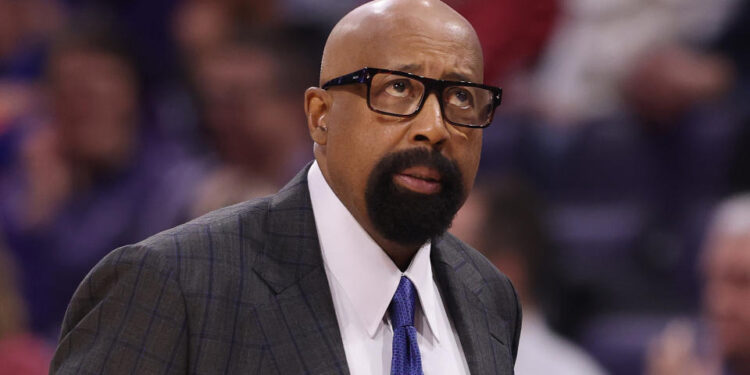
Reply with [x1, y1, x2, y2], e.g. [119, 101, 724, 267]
[393, 166, 442, 194]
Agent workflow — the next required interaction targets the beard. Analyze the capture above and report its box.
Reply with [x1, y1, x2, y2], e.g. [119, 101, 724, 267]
[365, 148, 466, 246]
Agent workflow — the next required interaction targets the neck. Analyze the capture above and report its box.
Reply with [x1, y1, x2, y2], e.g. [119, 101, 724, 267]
[368, 228, 423, 272]
[350, 198, 423, 271]
[383, 244, 421, 272]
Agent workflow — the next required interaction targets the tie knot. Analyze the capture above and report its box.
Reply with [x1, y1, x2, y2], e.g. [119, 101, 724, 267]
[389, 276, 417, 329]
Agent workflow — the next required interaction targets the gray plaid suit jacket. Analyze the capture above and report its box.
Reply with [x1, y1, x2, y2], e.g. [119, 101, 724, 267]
[51, 164, 522, 374]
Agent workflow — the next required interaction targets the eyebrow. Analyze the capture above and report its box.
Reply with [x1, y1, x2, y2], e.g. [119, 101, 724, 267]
[394, 63, 422, 74]
[393, 64, 474, 83]
[442, 71, 473, 82]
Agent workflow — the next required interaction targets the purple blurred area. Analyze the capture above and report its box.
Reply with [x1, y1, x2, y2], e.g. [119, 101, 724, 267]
[0, 0, 748, 374]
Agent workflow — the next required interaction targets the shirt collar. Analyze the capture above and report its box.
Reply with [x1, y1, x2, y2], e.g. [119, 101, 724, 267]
[307, 161, 442, 341]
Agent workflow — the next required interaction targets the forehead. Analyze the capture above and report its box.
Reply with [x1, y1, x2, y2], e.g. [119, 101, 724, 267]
[346, 13, 483, 82]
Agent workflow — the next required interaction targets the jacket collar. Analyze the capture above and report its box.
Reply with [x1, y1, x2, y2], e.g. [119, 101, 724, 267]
[432, 234, 512, 374]
[253, 163, 323, 294]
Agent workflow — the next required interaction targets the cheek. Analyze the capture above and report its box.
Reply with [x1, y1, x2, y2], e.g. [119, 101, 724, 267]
[327, 95, 407, 169]
[329, 108, 375, 160]
[324, 106, 387, 201]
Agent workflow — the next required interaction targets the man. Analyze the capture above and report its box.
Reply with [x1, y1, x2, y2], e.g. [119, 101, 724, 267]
[647, 194, 750, 375]
[1, 31, 201, 339]
[51, 0, 521, 373]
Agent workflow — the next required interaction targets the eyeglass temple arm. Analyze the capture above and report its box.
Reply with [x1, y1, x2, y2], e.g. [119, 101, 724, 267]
[322, 68, 372, 89]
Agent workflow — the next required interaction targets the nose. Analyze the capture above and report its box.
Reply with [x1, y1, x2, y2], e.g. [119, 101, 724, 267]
[408, 93, 450, 149]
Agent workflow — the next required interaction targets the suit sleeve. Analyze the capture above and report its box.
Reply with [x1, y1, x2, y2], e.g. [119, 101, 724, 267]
[51, 245, 189, 374]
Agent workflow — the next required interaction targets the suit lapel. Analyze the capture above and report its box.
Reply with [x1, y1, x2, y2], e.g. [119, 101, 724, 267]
[248, 166, 513, 374]
[251, 166, 350, 375]
[432, 236, 512, 374]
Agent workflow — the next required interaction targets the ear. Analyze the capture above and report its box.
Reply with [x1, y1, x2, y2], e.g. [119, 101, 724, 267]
[305, 87, 331, 146]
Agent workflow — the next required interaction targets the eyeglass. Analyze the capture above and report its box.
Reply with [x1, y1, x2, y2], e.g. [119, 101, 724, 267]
[322, 67, 502, 128]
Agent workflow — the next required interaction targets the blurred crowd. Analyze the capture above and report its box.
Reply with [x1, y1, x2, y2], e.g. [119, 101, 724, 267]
[0, 0, 748, 374]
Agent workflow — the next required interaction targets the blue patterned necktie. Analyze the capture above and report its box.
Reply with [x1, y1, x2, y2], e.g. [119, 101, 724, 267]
[389, 276, 423, 375]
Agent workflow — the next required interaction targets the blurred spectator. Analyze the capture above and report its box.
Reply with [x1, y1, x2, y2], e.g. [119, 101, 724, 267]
[474, 2, 749, 373]
[222, 0, 281, 29]
[0, 236, 52, 374]
[452, 179, 607, 375]
[171, 0, 330, 73]
[622, 45, 734, 127]
[0, 30, 202, 338]
[61, 0, 183, 90]
[162, 0, 325, 156]
[530, 0, 740, 126]
[187, 37, 310, 216]
[647, 194, 750, 375]
[0, 0, 65, 80]
[0, 82, 37, 173]
[1, 0, 66, 173]
[479, 106, 740, 374]
[172, 0, 234, 67]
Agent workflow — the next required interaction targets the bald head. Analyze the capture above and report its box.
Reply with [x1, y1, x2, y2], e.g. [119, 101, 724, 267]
[320, 0, 484, 86]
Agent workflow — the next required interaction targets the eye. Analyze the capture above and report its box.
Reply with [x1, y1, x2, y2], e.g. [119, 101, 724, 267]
[384, 79, 412, 98]
[447, 88, 473, 109]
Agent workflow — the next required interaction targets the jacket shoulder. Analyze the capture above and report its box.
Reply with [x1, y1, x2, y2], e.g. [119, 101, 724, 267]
[139, 196, 273, 255]
[53, 197, 277, 373]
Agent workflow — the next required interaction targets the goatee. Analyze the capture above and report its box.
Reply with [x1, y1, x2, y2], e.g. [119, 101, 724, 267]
[365, 148, 466, 246]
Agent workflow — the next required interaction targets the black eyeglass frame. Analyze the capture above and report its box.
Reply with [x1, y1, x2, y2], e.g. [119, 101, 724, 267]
[321, 67, 503, 128]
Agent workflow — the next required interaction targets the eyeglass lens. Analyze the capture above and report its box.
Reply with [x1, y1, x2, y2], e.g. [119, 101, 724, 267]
[369, 72, 494, 126]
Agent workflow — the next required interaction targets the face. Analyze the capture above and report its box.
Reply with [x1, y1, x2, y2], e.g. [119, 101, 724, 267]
[196, 46, 301, 166]
[51, 50, 137, 167]
[311, 9, 485, 246]
[703, 232, 750, 362]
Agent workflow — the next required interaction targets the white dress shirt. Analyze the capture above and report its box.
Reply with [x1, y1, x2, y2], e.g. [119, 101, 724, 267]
[307, 162, 470, 375]
[515, 311, 606, 375]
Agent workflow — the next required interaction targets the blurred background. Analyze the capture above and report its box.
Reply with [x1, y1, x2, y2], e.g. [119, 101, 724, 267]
[0, 0, 748, 373]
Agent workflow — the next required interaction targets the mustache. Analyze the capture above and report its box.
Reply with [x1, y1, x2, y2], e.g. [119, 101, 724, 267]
[377, 148, 461, 184]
